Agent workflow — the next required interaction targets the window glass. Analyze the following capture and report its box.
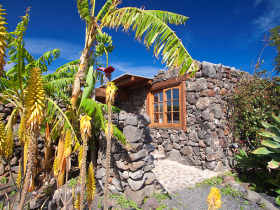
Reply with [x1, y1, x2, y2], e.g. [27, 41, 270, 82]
[173, 100, 179, 112]
[152, 86, 181, 125]
[167, 112, 172, 123]
[159, 113, 164, 123]
[173, 88, 179, 100]
[166, 89, 171, 102]
[173, 112, 180, 123]
[154, 103, 158, 112]
[159, 103, 163, 112]
[167, 100, 172, 112]
[154, 93, 158, 103]
[159, 91, 163, 102]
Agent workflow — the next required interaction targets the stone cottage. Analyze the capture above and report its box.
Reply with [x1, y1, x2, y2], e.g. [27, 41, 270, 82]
[95, 61, 249, 172]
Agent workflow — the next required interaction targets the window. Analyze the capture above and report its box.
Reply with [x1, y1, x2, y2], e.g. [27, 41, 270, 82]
[147, 80, 186, 130]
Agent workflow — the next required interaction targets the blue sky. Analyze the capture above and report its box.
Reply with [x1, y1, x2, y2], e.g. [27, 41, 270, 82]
[2, 0, 280, 78]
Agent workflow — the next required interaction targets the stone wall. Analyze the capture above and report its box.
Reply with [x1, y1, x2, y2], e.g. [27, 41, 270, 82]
[149, 61, 250, 170]
[95, 111, 162, 204]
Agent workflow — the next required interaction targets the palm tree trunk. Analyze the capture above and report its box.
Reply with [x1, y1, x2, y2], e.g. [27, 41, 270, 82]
[79, 138, 88, 210]
[71, 47, 90, 108]
[104, 104, 112, 210]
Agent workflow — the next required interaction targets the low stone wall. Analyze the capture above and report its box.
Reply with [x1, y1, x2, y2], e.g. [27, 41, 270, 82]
[149, 61, 250, 170]
[95, 111, 162, 204]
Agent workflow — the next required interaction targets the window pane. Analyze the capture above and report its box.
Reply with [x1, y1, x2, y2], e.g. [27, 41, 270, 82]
[167, 112, 172, 123]
[173, 112, 180, 123]
[166, 89, 171, 102]
[167, 100, 172, 112]
[154, 103, 158, 112]
[154, 93, 158, 103]
[159, 91, 163, 102]
[159, 102, 163, 112]
[173, 100, 179, 112]
[159, 113, 164, 123]
[154, 113, 159, 123]
[173, 88, 179, 100]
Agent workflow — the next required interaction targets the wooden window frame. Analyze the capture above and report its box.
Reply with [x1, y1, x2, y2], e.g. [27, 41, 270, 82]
[147, 79, 186, 131]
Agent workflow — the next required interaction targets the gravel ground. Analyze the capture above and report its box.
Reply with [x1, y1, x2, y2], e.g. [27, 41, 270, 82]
[160, 185, 262, 210]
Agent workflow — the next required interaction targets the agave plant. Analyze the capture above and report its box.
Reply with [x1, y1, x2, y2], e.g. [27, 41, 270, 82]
[252, 113, 280, 206]
[0, 4, 8, 77]
[252, 113, 280, 170]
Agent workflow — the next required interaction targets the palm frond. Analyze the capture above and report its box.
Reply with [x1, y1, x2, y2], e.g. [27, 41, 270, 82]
[96, 0, 113, 22]
[145, 10, 188, 25]
[102, 7, 195, 75]
[77, 0, 91, 22]
[30, 49, 60, 72]
[113, 125, 127, 146]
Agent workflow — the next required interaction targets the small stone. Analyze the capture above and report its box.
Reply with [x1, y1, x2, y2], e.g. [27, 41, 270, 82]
[125, 115, 138, 126]
[187, 93, 198, 104]
[130, 161, 145, 172]
[116, 160, 129, 170]
[168, 149, 182, 160]
[129, 149, 147, 162]
[245, 190, 261, 203]
[206, 161, 216, 170]
[123, 125, 143, 143]
[144, 172, 156, 185]
[213, 104, 223, 119]
[207, 153, 219, 161]
[120, 171, 129, 179]
[129, 169, 144, 180]
[198, 140, 206, 148]
[127, 178, 145, 191]
[202, 62, 217, 78]
[220, 88, 227, 95]
[119, 110, 127, 121]
[96, 168, 106, 179]
[112, 177, 123, 192]
[196, 97, 210, 110]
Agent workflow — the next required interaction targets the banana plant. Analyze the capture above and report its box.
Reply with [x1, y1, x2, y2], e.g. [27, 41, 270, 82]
[72, 0, 197, 109]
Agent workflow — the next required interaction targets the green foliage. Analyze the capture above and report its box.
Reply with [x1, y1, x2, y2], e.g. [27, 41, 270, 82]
[231, 76, 280, 149]
[252, 114, 280, 170]
[270, 26, 280, 73]
[77, 0, 91, 22]
[220, 185, 243, 198]
[102, 7, 196, 75]
[196, 176, 223, 187]
[111, 194, 141, 210]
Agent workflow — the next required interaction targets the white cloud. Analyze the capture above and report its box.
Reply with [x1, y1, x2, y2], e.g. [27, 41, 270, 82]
[112, 61, 161, 78]
[25, 38, 82, 61]
[254, 0, 280, 32]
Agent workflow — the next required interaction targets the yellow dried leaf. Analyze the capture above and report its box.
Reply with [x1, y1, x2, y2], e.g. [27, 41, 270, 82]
[53, 156, 59, 177]
[106, 82, 117, 104]
[0, 119, 7, 158]
[74, 193, 80, 209]
[78, 147, 83, 169]
[86, 162, 96, 203]
[16, 162, 22, 188]
[64, 129, 72, 158]
[80, 115, 91, 141]
[57, 158, 66, 187]
[23, 136, 29, 174]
